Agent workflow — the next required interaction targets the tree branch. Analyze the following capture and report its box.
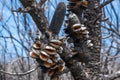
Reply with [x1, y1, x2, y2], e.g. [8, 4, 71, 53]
[20, 0, 48, 34]
[99, 0, 114, 8]
[104, 71, 120, 80]
[0, 66, 39, 76]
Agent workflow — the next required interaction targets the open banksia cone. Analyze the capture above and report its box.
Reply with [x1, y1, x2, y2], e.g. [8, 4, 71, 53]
[33, 41, 41, 49]
[50, 40, 63, 48]
[39, 51, 50, 61]
[29, 51, 39, 59]
[45, 46, 56, 55]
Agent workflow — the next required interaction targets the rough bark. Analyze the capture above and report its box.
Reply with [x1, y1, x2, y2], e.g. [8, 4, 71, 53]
[20, 0, 101, 80]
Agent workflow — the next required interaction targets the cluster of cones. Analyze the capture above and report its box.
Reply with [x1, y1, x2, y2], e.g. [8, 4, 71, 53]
[64, 0, 93, 63]
[29, 38, 65, 80]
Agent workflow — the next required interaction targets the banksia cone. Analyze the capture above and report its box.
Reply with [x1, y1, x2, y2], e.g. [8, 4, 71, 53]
[39, 51, 50, 61]
[50, 40, 63, 48]
[29, 51, 39, 59]
[45, 46, 56, 55]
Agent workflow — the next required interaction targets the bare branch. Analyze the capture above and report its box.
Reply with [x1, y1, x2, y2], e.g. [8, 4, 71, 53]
[99, 0, 114, 8]
[0, 66, 39, 76]
[104, 71, 120, 80]
[20, 0, 49, 34]
[102, 33, 112, 39]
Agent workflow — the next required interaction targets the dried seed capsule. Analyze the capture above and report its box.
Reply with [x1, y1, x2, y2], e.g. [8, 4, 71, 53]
[59, 36, 66, 43]
[29, 51, 39, 59]
[33, 41, 41, 49]
[44, 59, 55, 68]
[81, 0, 88, 8]
[71, 49, 78, 56]
[45, 46, 56, 55]
[52, 76, 59, 80]
[81, 27, 87, 31]
[39, 51, 50, 61]
[50, 40, 63, 48]
[51, 55, 58, 62]
[58, 65, 65, 72]
[51, 64, 58, 69]
[68, 12, 80, 25]
[72, 23, 81, 32]
[48, 69, 55, 77]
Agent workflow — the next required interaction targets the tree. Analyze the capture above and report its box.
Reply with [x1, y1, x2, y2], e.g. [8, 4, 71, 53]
[0, 0, 120, 80]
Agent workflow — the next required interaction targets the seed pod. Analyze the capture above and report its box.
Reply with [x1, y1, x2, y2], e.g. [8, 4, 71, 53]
[58, 65, 65, 73]
[59, 36, 66, 43]
[51, 55, 58, 62]
[71, 49, 78, 56]
[45, 46, 56, 55]
[52, 76, 59, 80]
[81, 0, 88, 8]
[44, 59, 55, 68]
[72, 23, 81, 32]
[48, 69, 55, 77]
[29, 51, 39, 59]
[51, 64, 58, 69]
[81, 27, 87, 31]
[50, 40, 63, 48]
[82, 30, 89, 34]
[33, 41, 41, 49]
[39, 51, 50, 61]
[87, 40, 93, 47]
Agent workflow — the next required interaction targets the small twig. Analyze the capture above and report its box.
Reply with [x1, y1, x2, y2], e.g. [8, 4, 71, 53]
[93, 13, 102, 25]
[104, 71, 120, 80]
[99, 0, 114, 8]
[12, 7, 31, 13]
[102, 33, 112, 39]
[0, 66, 39, 76]
[39, 0, 47, 6]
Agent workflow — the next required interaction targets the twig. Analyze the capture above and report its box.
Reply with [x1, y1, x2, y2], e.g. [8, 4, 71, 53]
[102, 33, 112, 39]
[104, 71, 120, 80]
[39, 0, 47, 6]
[99, 0, 114, 8]
[0, 66, 39, 76]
